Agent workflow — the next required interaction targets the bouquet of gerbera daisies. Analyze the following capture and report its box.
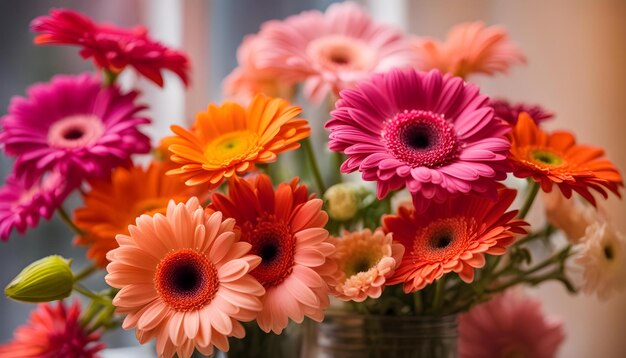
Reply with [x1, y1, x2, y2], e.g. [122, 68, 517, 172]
[1, 3, 624, 358]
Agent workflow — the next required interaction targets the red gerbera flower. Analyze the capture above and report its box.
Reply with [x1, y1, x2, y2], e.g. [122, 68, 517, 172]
[31, 9, 190, 87]
[383, 187, 527, 293]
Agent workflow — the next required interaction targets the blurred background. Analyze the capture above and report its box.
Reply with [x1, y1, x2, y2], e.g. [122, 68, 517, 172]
[0, 0, 624, 357]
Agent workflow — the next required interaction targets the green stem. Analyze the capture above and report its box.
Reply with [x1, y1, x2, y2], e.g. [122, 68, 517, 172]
[431, 277, 446, 312]
[73, 264, 97, 282]
[413, 291, 422, 315]
[73, 284, 110, 304]
[58, 207, 84, 236]
[332, 151, 344, 185]
[514, 224, 555, 247]
[518, 180, 540, 219]
[103, 69, 119, 86]
[302, 137, 326, 193]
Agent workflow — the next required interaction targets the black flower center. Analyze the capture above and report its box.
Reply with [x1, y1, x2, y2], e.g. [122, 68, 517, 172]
[604, 245, 614, 261]
[63, 127, 85, 140]
[170, 263, 200, 293]
[431, 232, 453, 249]
[259, 241, 279, 263]
[404, 123, 433, 150]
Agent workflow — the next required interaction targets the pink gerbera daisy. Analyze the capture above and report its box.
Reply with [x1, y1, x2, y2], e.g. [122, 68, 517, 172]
[105, 197, 265, 358]
[253, 1, 417, 103]
[31, 9, 190, 87]
[0, 73, 151, 183]
[326, 68, 511, 211]
[413, 21, 526, 79]
[0, 300, 105, 358]
[208, 174, 335, 334]
[490, 98, 554, 126]
[0, 170, 74, 241]
[459, 290, 565, 358]
[383, 187, 527, 293]
[327, 228, 404, 302]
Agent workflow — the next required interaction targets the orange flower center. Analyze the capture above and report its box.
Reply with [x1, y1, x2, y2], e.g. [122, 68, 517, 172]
[154, 249, 219, 311]
[244, 217, 295, 288]
[203, 131, 261, 167]
[412, 217, 474, 262]
[133, 197, 170, 217]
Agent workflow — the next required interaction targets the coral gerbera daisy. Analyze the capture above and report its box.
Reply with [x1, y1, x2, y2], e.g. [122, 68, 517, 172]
[208, 174, 334, 334]
[327, 228, 404, 302]
[0, 73, 151, 183]
[509, 113, 623, 206]
[458, 290, 565, 358]
[326, 68, 511, 211]
[413, 21, 526, 79]
[575, 220, 626, 300]
[224, 34, 295, 102]
[105, 197, 265, 358]
[490, 98, 554, 126]
[0, 170, 74, 241]
[31, 9, 190, 87]
[383, 187, 527, 293]
[74, 160, 208, 268]
[253, 1, 418, 103]
[0, 300, 105, 358]
[166, 94, 310, 188]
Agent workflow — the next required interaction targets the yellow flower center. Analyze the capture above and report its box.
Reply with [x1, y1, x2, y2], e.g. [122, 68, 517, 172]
[133, 198, 170, 217]
[530, 149, 563, 167]
[342, 246, 382, 277]
[203, 131, 261, 167]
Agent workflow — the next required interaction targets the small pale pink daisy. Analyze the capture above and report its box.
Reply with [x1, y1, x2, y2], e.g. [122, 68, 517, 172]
[326, 68, 511, 211]
[0, 73, 151, 183]
[413, 21, 526, 78]
[0, 170, 74, 241]
[327, 228, 404, 302]
[105, 197, 265, 358]
[575, 220, 626, 300]
[208, 175, 335, 334]
[252, 1, 418, 103]
[0, 300, 105, 358]
[459, 290, 565, 358]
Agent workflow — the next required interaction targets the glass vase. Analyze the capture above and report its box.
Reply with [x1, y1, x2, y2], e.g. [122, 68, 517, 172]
[302, 311, 458, 358]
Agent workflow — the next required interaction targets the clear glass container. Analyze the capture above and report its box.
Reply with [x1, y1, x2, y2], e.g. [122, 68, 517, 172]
[302, 311, 458, 358]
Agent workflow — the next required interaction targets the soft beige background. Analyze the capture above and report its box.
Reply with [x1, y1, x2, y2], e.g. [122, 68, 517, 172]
[389, 1, 626, 357]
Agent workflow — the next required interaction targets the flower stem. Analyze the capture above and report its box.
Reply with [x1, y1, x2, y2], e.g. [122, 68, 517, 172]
[57, 206, 84, 236]
[73, 284, 110, 304]
[431, 276, 446, 312]
[413, 291, 422, 315]
[302, 137, 326, 193]
[73, 264, 97, 282]
[518, 180, 540, 219]
[103, 69, 119, 86]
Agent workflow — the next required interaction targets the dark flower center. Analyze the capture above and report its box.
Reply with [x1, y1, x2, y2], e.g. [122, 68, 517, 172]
[62, 127, 85, 140]
[383, 110, 459, 168]
[244, 218, 296, 288]
[154, 249, 219, 311]
[431, 232, 453, 249]
[604, 245, 614, 261]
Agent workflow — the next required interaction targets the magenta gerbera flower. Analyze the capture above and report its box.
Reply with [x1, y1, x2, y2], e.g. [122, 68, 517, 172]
[0, 73, 151, 182]
[490, 98, 554, 125]
[253, 1, 418, 103]
[326, 69, 511, 211]
[0, 170, 74, 241]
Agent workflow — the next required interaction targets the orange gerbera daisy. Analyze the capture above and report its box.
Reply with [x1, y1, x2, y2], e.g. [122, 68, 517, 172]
[383, 187, 527, 293]
[509, 113, 623, 206]
[166, 94, 310, 187]
[74, 161, 207, 267]
[207, 174, 334, 334]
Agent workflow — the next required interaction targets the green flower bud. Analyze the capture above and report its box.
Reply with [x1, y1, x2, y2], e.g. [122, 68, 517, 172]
[324, 183, 361, 222]
[5, 255, 74, 303]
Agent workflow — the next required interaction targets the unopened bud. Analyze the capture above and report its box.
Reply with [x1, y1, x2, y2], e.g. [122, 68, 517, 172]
[324, 184, 361, 222]
[5, 255, 74, 303]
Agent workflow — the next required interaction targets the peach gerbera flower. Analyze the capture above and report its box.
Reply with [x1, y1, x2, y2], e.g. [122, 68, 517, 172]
[327, 229, 404, 302]
[383, 187, 528, 293]
[208, 174, 334, 334]
[413, 21, 526, 79]
[224, 34, 295, 102]
[105, 198, 265, 358]
[166, 94, 310, 187]
[509, 113, 623, 206]
[74, 161, 206, 267]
